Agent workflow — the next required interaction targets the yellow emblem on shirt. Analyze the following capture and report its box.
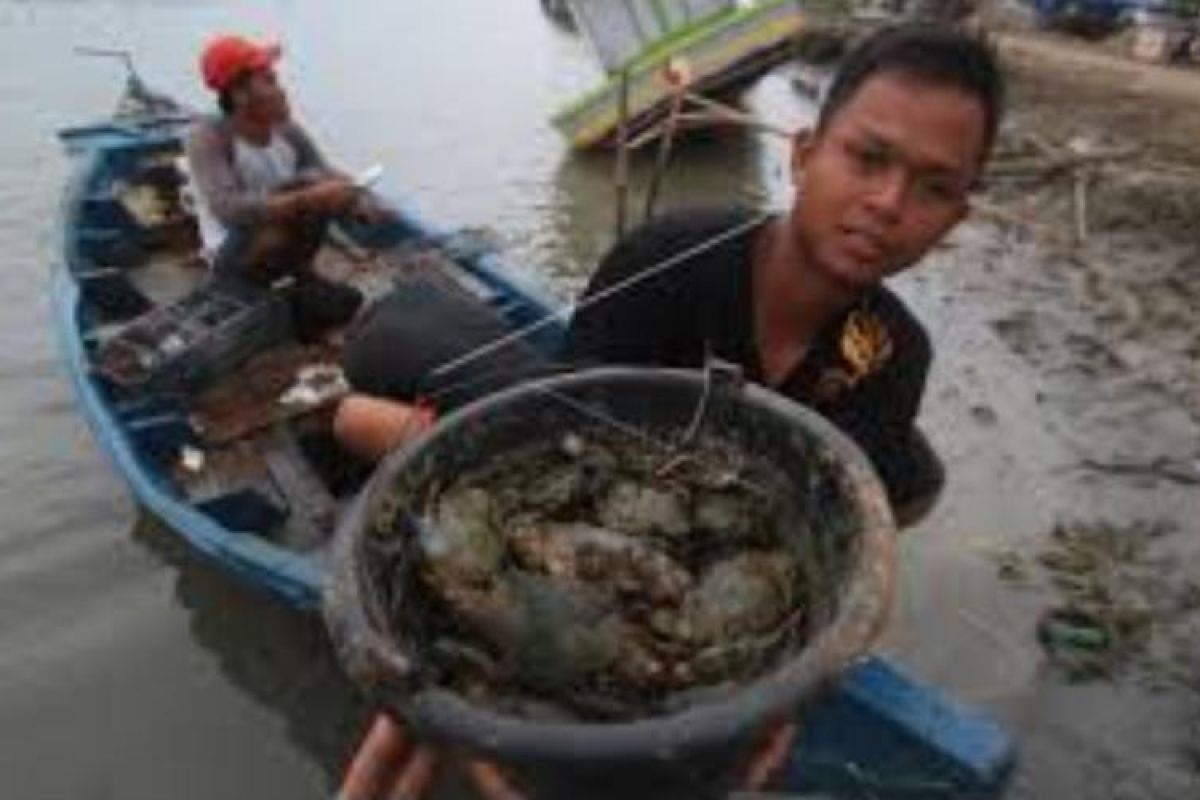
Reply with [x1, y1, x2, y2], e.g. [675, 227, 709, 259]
[840, 309, 894, 383]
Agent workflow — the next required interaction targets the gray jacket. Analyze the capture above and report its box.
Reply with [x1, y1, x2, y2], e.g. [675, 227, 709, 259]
[183, 114, 339, 229]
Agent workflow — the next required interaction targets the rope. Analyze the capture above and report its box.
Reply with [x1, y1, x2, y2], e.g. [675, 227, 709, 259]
[642, 86, 688, 222]
[427, 211, 772, 382]
[529, 381, 675, 453]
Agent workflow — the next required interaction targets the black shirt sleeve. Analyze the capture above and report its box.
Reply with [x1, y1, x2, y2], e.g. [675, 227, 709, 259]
[564, 208, 756, 367]
[565, 221, 686, 366]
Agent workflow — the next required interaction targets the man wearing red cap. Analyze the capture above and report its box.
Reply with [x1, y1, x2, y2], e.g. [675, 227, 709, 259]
[186, 34, 365, 339]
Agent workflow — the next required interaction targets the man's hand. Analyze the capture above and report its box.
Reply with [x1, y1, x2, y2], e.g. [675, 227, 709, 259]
[339, 712, 795, 799]
[300, 177, 358, 216]
[742, 718, 796, 790]
[340, 714, 524, 800]
[339, 714, 442, 800]
[350, 193, 397, 226]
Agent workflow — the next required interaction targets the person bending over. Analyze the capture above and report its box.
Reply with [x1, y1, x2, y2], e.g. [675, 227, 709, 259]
[332, 25, 1005, 800]
[566, 24, 1004, 526]
[335, 24, 1003, 528]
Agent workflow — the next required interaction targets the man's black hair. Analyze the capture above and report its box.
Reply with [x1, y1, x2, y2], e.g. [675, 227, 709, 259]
[216, 71, 252, 116]
[818, 24, 1005, 157]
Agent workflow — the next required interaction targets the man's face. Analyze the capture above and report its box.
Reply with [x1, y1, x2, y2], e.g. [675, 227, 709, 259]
[789, 71, 987, 291]
[236, 67, 290, 123]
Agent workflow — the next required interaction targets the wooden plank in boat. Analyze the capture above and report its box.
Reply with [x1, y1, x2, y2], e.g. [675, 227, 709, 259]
[189, 341, 341, 446]
[261, 424, 338, 551]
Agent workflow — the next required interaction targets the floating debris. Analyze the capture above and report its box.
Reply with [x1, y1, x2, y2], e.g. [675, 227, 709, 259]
[992, 549, 1027, 584]
[1037, 606, 1115, 681]
[1028, 518, 1197, 685]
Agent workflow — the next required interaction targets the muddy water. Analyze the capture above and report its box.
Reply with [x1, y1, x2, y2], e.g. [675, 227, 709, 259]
[2, 0, 1198, 797]
[0, 1, 796, 797]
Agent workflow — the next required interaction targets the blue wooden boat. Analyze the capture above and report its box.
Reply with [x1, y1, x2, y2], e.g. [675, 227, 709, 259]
[56, 73, 564, 610]
[54, 75, 1014, 797]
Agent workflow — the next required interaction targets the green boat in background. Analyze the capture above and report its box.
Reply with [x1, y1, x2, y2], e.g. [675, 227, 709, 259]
[552, 0, 804, 149]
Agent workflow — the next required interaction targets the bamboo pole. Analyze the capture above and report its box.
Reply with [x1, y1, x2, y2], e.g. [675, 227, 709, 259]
[643, 87, 687, 222]
[682, 91, 794, 139]
[1073, 168, 1090, 245]
[613, 68, 633, 240]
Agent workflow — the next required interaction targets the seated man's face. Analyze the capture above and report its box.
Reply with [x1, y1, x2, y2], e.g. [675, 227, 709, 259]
[240, 68, 291, 124]
[790, 71, 987, 291]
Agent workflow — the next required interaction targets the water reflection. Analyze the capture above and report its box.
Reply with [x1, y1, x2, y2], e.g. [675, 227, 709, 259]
[130, 515, 370, 784]
[536, 123, 788, 293]
[1, 0, 818, 795]
[535, 63, 823, 281]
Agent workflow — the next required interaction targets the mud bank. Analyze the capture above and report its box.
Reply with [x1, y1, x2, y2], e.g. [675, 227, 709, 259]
[876, 32, 1200, 792]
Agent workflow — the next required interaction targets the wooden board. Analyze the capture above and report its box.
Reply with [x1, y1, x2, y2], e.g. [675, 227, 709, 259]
[189, 341, 341, 445]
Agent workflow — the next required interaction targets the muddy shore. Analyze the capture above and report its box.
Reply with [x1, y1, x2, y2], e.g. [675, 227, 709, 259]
[875, 25, 1200, 797]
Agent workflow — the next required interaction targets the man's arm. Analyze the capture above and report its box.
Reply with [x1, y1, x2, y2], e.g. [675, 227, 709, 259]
[285, 122, 391, 221]
[184, 120, 350, 227]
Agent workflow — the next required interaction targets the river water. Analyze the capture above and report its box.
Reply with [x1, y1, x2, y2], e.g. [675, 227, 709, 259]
[0, 1, 809, 797]
[5, 2, 1200, 798]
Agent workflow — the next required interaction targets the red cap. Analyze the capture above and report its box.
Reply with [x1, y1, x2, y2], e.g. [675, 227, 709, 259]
[199, 35, 281, 92]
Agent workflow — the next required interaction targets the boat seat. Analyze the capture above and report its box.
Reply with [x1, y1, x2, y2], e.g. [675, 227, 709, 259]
[77, 266, 124, 281]
[196, 488, 288, 538]
[113, 393, 187, 422]
[176, 422, 338, 549]
[125, 410, 195, 468]
[80, 193, 140, 233]
[260, 425, 339, 551]
[76, 226, 153, 274]
[78, 268, 154, 323]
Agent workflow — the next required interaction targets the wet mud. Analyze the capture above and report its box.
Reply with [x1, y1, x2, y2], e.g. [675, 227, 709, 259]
[876, 32, 1200, 796]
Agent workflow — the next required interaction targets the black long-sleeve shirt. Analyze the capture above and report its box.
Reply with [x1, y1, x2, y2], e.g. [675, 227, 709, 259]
[566, 208, 934, 508]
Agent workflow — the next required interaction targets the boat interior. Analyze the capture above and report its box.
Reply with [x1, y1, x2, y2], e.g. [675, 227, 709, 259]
[68, 136, 552, 554]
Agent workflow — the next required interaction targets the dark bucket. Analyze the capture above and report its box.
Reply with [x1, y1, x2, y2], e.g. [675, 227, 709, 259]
[325, 366, 896, 798]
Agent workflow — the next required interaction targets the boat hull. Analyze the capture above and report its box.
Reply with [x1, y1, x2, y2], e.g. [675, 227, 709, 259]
[552, 0, 804, 149]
